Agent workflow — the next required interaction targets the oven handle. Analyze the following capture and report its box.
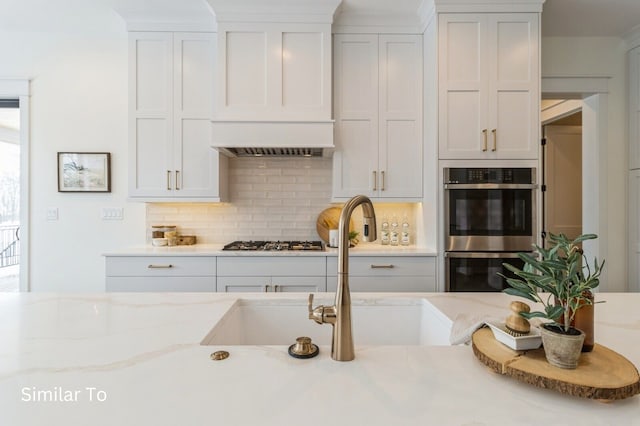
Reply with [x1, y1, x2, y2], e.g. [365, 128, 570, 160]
[443, 183, 538, 190]
[444, 252, 527, 259]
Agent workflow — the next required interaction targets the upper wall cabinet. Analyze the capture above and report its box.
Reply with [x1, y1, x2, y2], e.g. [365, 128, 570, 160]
[438, 13, 539, 160]
[214, 23, 332, 122]
[332, 34, 423, 200]
[630, 46, 640, 170]
[128, 32, 228, 201]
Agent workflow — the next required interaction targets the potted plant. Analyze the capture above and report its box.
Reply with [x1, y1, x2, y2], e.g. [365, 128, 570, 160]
[501, 233, 605, 369]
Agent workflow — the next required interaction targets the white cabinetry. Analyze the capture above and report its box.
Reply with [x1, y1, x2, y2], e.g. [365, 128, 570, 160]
[216, 257, 327, 292]
[214, 23, 331, 121]
[630, 46, 640, 170]
[211, 22, 333, 146]
[128, 32, 227, 201]
[630, 171, 640, 292]
[327, 256, 436, 292]
[629, 45, 640, 291]
[105, 256, 216, 292]
[437, 14, 539, 160]
[332, 34, 423, 200]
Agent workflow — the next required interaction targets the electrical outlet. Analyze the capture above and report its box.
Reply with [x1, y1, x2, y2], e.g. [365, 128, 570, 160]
[46, 208, 59, 221]
[102, 208, 124, 220]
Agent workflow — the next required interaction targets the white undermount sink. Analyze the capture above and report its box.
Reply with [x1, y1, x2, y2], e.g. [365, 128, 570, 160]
[201, 297, 452, 346]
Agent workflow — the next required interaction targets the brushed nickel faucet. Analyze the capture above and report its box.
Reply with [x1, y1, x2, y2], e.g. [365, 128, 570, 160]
[308, 195, 377, 361]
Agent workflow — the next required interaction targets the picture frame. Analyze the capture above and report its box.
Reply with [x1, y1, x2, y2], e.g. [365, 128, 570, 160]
[57, 152, 111, 193]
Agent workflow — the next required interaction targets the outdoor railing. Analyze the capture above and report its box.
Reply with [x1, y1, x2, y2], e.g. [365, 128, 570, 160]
[0, 225, 19, 268]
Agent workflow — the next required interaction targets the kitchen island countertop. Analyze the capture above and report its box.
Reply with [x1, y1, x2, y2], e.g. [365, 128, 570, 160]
[1, 292, 638, 425]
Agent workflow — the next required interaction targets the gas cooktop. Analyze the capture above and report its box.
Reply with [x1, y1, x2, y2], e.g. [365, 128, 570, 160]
[222, 241, 325, 251]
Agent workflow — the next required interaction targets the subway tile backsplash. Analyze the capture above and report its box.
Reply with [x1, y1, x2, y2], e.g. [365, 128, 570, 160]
[146, 157, 417, 244]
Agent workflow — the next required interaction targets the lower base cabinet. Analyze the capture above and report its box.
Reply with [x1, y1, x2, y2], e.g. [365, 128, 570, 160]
[216, 257, 327, 292]
[327, 256, 436, 292]
[216, 276, 326, 293]
[107, 277, 215, 292]
[104, 254, 437, 292]
[105, 256, 216, 292]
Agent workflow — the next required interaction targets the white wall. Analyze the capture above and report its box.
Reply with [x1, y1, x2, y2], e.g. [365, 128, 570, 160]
[0, 24, 146, 292]
[542, 36, 628, 291]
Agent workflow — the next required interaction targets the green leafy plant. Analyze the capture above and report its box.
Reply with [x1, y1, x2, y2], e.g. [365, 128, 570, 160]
[501, 233, 605, 333]
[348, 231, 359, 245]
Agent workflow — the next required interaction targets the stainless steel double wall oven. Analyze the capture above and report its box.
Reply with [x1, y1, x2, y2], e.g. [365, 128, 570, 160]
[444, 167, 538, 292]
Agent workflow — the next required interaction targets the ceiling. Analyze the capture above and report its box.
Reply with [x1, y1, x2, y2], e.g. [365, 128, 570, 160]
[0, 0, 638, 37]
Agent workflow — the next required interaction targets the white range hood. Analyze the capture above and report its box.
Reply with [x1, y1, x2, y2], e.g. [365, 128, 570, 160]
[208, 0, 341, 157]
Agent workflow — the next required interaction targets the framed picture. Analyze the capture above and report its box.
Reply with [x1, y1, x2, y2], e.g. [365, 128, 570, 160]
[57, 152, 111, 192]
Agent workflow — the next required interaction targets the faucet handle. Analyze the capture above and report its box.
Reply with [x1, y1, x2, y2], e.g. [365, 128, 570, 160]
[308, 293, 324, 324]
[308, 293, 314, 316]
[308, 293, 337, 325]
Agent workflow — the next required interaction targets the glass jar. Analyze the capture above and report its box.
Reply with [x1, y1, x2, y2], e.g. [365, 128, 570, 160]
[151, 225, 177, 238]
[151, 225, 165, 239]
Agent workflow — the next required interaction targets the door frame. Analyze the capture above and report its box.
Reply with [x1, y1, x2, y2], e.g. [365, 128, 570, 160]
[542, 76, 609, 290]
[0, 80, 30, 292]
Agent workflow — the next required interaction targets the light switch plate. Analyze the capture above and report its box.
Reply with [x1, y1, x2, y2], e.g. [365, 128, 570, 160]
[102, 208, 124, 220]
[46, 208, 58, 221]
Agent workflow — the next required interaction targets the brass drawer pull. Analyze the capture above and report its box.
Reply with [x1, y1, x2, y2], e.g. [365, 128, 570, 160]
[491, 129, 497, 151]
[373, 171, 377, 191]
[381, 171, 385, 191]
[482, 129, 488, 152]
[148, 264, 173, 269]
[167, 170, 172, 190]
[370, 264, 395, 269]
[175, 170, 180, 190]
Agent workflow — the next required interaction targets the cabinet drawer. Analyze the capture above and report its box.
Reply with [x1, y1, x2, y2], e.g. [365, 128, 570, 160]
[105, 256, 215, 277]
[217, 257, 326, 276]
[271, 276, 326, 292]
[327, 276, 436, 292]
[327, 256, 435, 276]
[106, 277, 215, 292]
[217, 276, 326, 293]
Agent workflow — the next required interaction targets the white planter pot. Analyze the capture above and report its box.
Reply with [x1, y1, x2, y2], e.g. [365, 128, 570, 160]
[540, 324, 585, 369]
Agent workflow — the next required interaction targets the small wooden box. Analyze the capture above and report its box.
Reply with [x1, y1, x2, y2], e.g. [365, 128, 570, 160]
[176, 236, 196, 245]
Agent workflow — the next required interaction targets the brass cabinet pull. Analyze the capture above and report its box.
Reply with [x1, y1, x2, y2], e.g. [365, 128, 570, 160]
[167, 170, 172, 190]
[482, 129, 488, 152]
[273, 285, 279, 292]
[381, 171, 385, 191]
[491, 129, 497, 151]
[264, 285, 270, 293]
[148, 264, 173, 269]
[372, 171, 377, 191]
[370, 264, 395, 269]
[175, 170, 180, 190]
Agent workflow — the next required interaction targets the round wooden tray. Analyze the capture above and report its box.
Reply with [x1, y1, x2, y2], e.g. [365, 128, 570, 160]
[472, 327, 640, 401]
[315, 207, 353, 244]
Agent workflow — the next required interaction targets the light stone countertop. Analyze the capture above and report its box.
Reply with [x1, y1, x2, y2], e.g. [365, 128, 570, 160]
[103, 243, 438, 257]
[1, 292, 638, 425]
